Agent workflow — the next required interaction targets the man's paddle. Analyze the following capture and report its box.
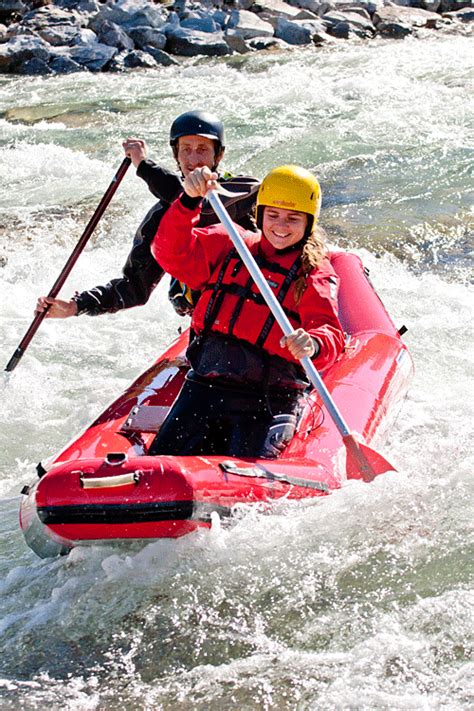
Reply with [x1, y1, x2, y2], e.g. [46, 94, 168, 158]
[4, 157, 131, 373]
[207, 189, 395, 483]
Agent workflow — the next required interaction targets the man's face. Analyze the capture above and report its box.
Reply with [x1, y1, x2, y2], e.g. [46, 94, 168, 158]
[176, 135, 222, 177]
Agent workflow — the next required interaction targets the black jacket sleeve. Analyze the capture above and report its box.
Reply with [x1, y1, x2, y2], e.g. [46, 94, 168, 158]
[200, 175, 261, 231]
[136, 160, 183, 202]
[73, 163, 183, 316]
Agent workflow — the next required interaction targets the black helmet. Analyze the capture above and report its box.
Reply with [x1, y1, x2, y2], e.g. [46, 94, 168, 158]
[169, 110, 225, 149]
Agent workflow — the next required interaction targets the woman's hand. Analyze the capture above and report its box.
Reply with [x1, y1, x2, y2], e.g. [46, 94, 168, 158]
[35, 296, 78, 319]
[183, 166, 218, 198]
[281, 328, 319, 360]
[122, 137, 148, 168]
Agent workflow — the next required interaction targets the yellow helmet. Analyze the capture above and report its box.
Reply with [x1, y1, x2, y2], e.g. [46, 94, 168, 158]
[256, 165, 322, 234]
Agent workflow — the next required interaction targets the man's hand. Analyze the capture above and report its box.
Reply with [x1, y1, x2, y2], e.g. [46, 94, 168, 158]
[35, 296, 78, 319]
[122, 138, 148, 168]
[183, 166, 218, 198]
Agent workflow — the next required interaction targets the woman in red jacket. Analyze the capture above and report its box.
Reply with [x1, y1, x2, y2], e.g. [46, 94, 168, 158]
[149, 164, 345, 458]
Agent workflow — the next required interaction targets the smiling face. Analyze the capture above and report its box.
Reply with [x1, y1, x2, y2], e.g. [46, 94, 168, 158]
[176, 135, 223, 177]
[261, 206, 308, 250]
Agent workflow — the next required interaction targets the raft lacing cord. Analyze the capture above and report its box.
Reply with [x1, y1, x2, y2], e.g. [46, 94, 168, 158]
[219, 460, 329, 493]
[299, 390, 324, 435]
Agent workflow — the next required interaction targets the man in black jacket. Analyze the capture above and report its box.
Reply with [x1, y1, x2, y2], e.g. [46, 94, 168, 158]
[35, 110, 260, 319]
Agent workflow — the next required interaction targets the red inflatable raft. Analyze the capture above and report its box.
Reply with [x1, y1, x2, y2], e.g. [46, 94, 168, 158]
[20, 252, 413, 557]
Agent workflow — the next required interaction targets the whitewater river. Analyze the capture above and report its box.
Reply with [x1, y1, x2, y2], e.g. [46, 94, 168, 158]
[0, 35, 472, 709]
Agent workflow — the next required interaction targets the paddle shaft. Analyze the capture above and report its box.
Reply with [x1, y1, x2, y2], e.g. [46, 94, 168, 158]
[207, 190, 351, 437]
[5, 157, 131, 373]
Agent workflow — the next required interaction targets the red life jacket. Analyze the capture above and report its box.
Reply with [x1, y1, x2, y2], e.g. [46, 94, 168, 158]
[191, 245, 304, 359]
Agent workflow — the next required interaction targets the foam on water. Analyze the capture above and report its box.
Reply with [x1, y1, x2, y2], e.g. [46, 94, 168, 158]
[0, 143, 109, 211]
[0, 34, 472, 709]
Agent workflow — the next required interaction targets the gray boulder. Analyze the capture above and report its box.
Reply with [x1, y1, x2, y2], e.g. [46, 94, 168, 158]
[443, 7, 474, 21]
[246, 35, 291, 49]
[224, 28, 253, 52]
[339, 7, 371, 20]
[376, 20, 412, 37]
[128, 25, 167, 49]
[0, 34, 50, 71]
[21, 6, 85, 29]
[54, 0, 101, 12]
[5, 23, 36, 39]
[293, 9, 322, 20]
[253, 0, 302, 19]
[37, 24, 86, 46]
[71, 28, 100, 46]
[69, 41, 117, 70]
[166, 27, 231, 55]
[212, 9, 230, 28]
[18, 56, 53, 74]
[233, 0, 256, 10]
[330, 19, 374, 36]
[228, 9, 274, 37]
[108, 48, 158, 70]
[160, 11, 181, 36]
[0, 0, 26, 23]
[321, 10, 375, 32]
[95, 20, 135, 50]
[419, 0, 441, 11]
[142, 44, 179, 65]
[181, 16, 221, 32]
[276, 16, 327, 43]
[96, 0, 167, 31]
[15, 6, 89, 47]
[373, 5, 441, 27]
[283, 0, 329, 14]
[323, 0, 382, 15]
[49, 54, 84, 73]
[312, 27, 341, 42]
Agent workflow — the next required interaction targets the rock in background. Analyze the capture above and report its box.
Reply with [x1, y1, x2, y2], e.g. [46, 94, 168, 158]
[0, 0, 471, 74]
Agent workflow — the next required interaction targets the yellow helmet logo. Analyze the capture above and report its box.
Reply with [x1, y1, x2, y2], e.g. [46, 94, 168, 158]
[256, 165, 322, 232]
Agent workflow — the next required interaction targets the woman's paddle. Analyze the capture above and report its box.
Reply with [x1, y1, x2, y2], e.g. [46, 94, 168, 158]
[207, 189, 395, 483]
[4, 157, 131, 373]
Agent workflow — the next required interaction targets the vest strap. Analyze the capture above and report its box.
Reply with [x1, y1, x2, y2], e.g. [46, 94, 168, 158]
[256, 254, 302, 348]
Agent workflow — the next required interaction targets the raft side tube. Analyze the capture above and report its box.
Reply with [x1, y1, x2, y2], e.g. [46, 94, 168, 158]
[331, 252, 401, 337]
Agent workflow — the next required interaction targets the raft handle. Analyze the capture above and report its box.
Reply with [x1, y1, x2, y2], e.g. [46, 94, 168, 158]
[80, 471, 140, 489]
[105, 452, 128, 466]
[36, 461, 47, 478]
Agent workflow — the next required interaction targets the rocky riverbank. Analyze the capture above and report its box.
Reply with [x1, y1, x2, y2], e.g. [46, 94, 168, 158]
[0, 0, 472, 75]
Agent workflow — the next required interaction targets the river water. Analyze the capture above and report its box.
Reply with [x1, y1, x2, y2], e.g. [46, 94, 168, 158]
[0, 35, 472, 709]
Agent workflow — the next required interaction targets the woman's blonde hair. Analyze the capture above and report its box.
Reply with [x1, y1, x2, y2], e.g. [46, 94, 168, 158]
[294, 225, 327, 304]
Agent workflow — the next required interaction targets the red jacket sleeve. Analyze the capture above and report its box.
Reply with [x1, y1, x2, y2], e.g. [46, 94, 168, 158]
[299, 260, 345, 371]
[151, 195, 242, 290]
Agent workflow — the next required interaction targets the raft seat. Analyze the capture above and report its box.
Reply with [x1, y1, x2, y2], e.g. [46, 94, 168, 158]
[120, 404, 170, 434]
